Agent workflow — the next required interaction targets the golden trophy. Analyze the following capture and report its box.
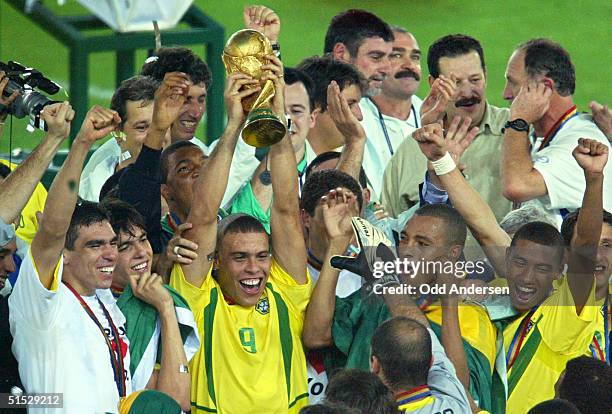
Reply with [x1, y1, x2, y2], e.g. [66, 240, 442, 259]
[222, 29, 287, 147]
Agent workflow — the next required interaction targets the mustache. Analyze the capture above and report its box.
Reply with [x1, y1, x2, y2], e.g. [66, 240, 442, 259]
[455, 96, 481, 107]
[395, 69, 420, 81]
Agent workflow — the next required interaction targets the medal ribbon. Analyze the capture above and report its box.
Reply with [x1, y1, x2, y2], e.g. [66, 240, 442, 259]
[396, 385, 434, 409]
[590, 299, 610, 364]
[536, 105, 578, 151]
[64, 281, 127, 397]
[506, 306, 538, 370]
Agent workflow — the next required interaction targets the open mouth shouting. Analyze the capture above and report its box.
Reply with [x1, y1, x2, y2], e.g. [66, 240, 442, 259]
[513, 284, 537, 306]
[239, 277, 264, 295]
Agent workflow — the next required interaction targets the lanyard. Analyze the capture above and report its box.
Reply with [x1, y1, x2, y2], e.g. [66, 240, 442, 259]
[368, 98, 419, 157]
[534, 105, 578, 151]
[591, 299, 610, 364]
[166, 212, 182, 234]
[506, 306, 538, 370]
[64, 281, 127, 397]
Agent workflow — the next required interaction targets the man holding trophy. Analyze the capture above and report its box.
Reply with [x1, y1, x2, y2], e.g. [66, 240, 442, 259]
[169, 21, 312, 414]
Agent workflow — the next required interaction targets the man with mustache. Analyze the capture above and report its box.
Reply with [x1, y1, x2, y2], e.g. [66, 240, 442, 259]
[360, 26, 424, 201]
[381, 34, 512, 229]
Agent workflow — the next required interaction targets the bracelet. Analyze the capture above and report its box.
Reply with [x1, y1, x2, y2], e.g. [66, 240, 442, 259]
[431, 152, 456, 176]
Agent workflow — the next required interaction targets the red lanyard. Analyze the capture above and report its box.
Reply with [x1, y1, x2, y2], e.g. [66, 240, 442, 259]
[63, 282, 127, 397]
[536, 105, 578, 151]
[506, 306, 538, 370]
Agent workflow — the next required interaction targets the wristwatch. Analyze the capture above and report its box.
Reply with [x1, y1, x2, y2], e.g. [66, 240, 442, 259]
[504, 118, 530, 133]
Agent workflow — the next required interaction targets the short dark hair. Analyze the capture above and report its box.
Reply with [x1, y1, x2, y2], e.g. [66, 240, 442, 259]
[510, 221, 565, 267]
[517, 39, 575, 96]
[0, 163, 11, 179]
[300, 403, 359, 414]
[558, 356, 612, 414]
[217, 213, 268, 247]
[141, 46, 212, 90]
[297, 56, 364, 112]
[300, 169, 364, 216]
[285, 67, 316, 113]
[370, 316, 431, 389]
[527, 399, 581, 414]
[427, 34, 486, 79]
[110, 75, 159, 127]
[305, 151, 368, 189]
[560, 209, 612, 246]
[65, 201, 112, 250]
[326, 369, 399, 414]
[324, 9, 393, 56]
[101, 199, 147, 239]
[414, 204, 467, 246]
[160, 140, 202, 184]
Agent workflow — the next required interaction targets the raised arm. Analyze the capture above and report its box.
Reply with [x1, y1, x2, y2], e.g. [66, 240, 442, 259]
[302, 189, 355, 348]
[32, 105, 120, 288]
[590, 101, 611, 140]
[131, 273, 190, 412]
[264, 55, 307, 282]
[413, 123, 511, 276]
[0, 103, 68, 223]
[501, 82, 551, 201]
[181, 73, 259, 287]
[328, 81, 367, 182]
[567, 138, 608, 313]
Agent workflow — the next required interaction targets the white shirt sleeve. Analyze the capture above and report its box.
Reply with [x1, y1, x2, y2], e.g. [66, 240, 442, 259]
[426, 328, 472, 412]
[8, 249, 64, 330]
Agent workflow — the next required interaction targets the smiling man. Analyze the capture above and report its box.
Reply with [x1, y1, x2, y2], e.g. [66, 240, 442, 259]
[412, 121, 607, 413]
[169, 56, 311, 413]
[360, 26, 424, 201]
[382, 34, 511, 224]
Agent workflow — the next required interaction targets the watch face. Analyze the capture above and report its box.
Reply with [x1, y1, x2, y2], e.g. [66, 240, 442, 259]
[259, 170, 272, 186]
[506, 119, 529, 132]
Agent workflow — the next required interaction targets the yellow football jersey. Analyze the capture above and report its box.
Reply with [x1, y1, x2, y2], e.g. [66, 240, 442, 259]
[503, 276, 598, 414]
[0, 159, 47, 244]
[170, 260, 312, 414]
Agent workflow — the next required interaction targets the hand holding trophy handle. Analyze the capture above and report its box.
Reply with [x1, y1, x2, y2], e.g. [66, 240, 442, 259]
[222, 29, 287, 147]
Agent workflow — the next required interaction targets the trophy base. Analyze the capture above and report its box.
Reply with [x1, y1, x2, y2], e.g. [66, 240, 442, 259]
[241, 108, 287, 147]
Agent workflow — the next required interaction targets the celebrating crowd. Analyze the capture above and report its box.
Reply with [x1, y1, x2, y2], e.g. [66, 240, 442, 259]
[1, 5, 611, 414]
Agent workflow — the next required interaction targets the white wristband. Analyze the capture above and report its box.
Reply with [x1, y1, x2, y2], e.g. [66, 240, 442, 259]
[431, 152, 456, 176]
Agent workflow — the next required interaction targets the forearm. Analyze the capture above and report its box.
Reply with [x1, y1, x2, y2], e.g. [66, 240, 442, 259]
[156, 305, 191, 411]
[501, 129, 538, 201]
[249, 159, 273, 211]
[337, 137, 365, 183]
[144, 122, 170, 151]
[440, 296, 470, 390]
[39, 140, 90, 238]
[188, 122, 241, 224]
[568, 172, 602, 309]
[270, 133, 298, 213]
[303, 240, 344, 348]
[0, 132, 63, 223]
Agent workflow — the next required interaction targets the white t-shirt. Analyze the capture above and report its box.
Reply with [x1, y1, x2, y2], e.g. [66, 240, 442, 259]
[9, 251, 132, 414]
[528, 113, 612, 227]
[360, 96, 423, 202]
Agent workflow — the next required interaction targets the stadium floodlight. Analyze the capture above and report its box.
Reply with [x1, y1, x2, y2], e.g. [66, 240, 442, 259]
[26, 0, 195, 32]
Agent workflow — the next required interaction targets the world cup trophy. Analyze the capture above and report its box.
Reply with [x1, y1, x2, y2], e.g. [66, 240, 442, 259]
[222, 29, 287, 147]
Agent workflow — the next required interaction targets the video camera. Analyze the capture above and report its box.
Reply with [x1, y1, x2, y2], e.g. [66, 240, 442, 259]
[0, 61, 61, 131]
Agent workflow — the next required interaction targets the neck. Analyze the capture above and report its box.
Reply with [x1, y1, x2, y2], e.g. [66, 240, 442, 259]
[169, 205, 188, 224]
[533, 96, 574, 137]
[596, 282, 608, 301]
[307, 236, 328, 265]
[372, 94, 413, 120]
[63, 272, 95, 296]
[294, 143, 306, 164]
[306, 134, 332, 157]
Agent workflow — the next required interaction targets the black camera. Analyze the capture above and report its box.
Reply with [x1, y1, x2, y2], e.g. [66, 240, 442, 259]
[0, 61, 61, 131]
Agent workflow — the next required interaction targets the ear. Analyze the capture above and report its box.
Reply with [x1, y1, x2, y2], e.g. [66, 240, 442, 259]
[332, 43, 351, 63]
[542, 77, 555, 91]
[63, 249, 72, 266]
[362, 188, 371, 207]
[370, 355, 381, 374]
[428, 74, 435, 87]
[449, 244, 463, 261]
[308, 108, 319, 129]
[160, 184, 171, 202]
